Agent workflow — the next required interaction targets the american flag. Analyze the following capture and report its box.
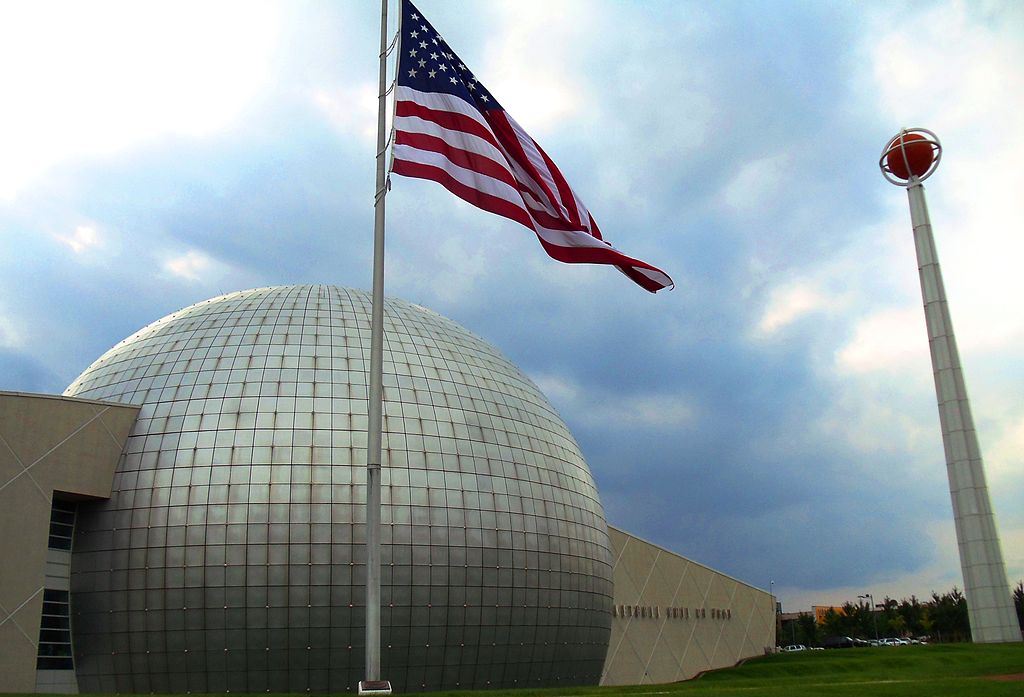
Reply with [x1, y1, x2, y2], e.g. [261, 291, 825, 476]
[391, 0, 673, 293]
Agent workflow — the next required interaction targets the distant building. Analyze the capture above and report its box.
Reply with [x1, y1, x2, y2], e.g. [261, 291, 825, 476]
[0, 285, 775, 693]
[814, 605, 846, 625]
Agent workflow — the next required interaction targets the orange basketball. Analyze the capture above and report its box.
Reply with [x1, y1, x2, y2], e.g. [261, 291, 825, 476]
[886, 132, 935, 179]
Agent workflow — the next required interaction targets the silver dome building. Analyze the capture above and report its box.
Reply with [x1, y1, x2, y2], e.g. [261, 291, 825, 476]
[62, 285, 614, 693]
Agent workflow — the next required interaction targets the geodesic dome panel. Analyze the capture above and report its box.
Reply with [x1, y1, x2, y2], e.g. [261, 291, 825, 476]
[65, 285, 613, 693]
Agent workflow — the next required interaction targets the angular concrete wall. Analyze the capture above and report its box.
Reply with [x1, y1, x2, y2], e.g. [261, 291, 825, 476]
[601, 526, 775, 685]
[0, 392, 138, 693]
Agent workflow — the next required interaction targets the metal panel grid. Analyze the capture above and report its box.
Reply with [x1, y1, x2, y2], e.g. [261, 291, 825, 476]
[65, 285, 613, 693]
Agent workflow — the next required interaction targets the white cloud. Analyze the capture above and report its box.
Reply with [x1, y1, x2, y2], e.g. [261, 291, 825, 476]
[869, 2, 1024, 135]
[532, 373, 697, 430]
[312, 83, 378, 143]
[0, 311, 21, 348]
[836, 306, 927, 374]
[1001, 525, 1024, 586]
[758, 281, 830, 335]
[0, 0, 281, 200]
[163, 250, 223, 282]
[611, 394, 697, 429]
[986, 413, 1024, 484]
[390, 235, 493, 306]
[748, 212, 912, 344]
[55, 225, 100, 254]
[531, 373, 579, 406]
[815, 375, 938, 470]
[720, 154, 791, 214]
[477, 0, 592, 131]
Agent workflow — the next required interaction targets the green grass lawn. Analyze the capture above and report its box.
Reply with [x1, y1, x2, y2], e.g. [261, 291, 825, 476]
[414, 643, 1024, 697]
[674, 643, 1024, 696]
[24, 643, 1024, 697]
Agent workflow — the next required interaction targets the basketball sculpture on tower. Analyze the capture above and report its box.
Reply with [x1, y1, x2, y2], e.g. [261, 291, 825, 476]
[880, 128, 1021, 642]
[881, 129, 940, 182]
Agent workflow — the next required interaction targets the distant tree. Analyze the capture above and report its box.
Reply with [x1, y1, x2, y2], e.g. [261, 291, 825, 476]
[822, 599, 877, 639]
[845, 602, 863, 636]
[796, 612, 820, 646]
[798, 583, 1021, 645]
[820, 608, 839, 637]
[822, 606, 853, 638]
[918, 608, 934, 640]
[779, 612, 822, 647]
[897, 596, 925, 637]
[851, 599, 878, 639]
[927, 587, 970, 643]
[1014, 580, 1023, 632]
[779, 616, 797, 646]
[885, 614, 908, 638]
[879, 596, 900, 636]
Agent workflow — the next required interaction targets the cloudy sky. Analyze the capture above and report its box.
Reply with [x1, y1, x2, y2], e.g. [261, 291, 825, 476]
[2, 0, 1022, 612]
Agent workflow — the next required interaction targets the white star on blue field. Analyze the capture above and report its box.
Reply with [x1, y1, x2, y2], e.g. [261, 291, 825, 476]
[1, 0, 1022, 612]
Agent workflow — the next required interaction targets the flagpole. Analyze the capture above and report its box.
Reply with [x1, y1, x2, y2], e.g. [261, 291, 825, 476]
[363, 0, 389, 691]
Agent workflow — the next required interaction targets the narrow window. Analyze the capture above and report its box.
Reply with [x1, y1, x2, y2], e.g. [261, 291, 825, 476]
[47, 499, 77, 551]
[37, 589, 73, 670]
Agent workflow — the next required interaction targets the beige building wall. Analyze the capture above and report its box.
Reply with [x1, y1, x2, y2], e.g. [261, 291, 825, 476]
[0, 391, 138, 694]
[601, 526, 776, 686]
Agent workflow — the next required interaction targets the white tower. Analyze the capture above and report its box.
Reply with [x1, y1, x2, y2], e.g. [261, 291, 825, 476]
[880, 128, 1021, 642]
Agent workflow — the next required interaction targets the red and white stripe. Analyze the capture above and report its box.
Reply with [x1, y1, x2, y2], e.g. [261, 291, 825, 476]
[392, 86, 674, 293]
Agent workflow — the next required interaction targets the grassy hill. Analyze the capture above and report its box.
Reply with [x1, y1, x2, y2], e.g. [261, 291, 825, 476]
[685, 643, 1023, 696]
[417, 643, 1023, 697]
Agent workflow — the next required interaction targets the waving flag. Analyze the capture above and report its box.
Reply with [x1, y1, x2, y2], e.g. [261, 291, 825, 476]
[391, 0, 673, 293]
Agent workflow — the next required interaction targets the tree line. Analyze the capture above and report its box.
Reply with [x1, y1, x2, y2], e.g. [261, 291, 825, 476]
[779, 580, 1024, 646]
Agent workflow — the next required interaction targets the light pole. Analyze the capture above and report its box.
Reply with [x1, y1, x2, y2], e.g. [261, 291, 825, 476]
[770, 580, 779, 649]
[880, 129, 1022, 643]
[858, 593, 878, 641]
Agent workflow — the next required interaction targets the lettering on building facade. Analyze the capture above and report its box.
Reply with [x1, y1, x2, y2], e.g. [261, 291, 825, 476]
[611, 605, 732, 620]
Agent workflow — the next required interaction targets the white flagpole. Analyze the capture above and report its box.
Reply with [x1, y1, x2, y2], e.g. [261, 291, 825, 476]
[363, 0, 390, 691]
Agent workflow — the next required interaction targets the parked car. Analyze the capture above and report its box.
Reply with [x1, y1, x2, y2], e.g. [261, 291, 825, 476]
[822, 636, 855, 649]
[782, 644, 807, 652]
